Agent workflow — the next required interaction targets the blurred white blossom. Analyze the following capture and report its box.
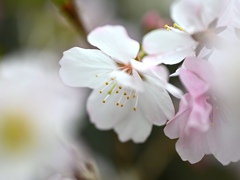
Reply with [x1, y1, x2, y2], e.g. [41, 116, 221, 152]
[0, 51, 89, 180]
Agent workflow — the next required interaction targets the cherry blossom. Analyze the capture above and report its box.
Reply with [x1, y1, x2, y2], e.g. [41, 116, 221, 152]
[164, 57, 240, 165]
[60, 25, 182, 143]
[0, 52, 87, 180]
[142, 0, 230, 65]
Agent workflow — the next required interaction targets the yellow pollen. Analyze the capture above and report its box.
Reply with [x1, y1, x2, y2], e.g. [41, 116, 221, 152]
[107, 83, 117, 95]
[164, 24, 171, 30]
[119, 86, 122, 89]
[116, 90, 119, 94]
[173, 23, 183, 31]
[116, 102, 119, 106]
[124, 92, 127, 96]
[102, 100, 106, 103]
[133, 107, 137, 111]
[120, 104, 124, 107]
[99, 90, 103, 94]
[133, 95, 136, 98]
[105, 82, 109, 85]
[127, 96, 130, 100]
[111, 77, 115, 80]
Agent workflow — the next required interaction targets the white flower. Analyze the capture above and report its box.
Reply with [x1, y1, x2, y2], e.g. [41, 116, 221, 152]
[142, 0, 229, 65]
[60, 25, 182, 143]
[0, 51, 87, 180]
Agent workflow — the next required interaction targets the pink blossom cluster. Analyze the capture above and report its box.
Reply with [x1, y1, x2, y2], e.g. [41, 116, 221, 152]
[59, 0, 240, 165]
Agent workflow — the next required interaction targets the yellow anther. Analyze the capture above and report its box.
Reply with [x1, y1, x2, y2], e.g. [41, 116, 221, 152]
[164, 24, 171, 30]
[102, 100, 106, 103]
[119, 86, 122, 89]
[116, 102, 119, 106]
[111, 77, 115, 80]
[116, 90, 119, 94]
[96, 74, 98, 77]
[99, 90, 103, 94]
[133, 107, 137, 111]
[124, 92, 127, 96]
[133, 95, 136, 98]
[127, 96, 130, 100]
[120, 104, 124, 107]
[105, 82, 109, 85]
[173, 23, 183, 31]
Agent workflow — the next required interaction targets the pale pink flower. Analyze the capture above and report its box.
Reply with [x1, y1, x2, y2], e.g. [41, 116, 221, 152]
[60, 25, 182, 143]
[164, 57, 240, 165]
[142, 0, 229, 65]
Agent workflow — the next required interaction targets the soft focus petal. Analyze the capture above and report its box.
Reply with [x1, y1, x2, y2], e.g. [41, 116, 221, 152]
[180, 69, 209, 98]
[88, 25, 140, 64]
[60, 47, 117, 89]
[183, 57, 213, 83]
[164, 94, 191, 139]
[171, 0, 206, 33]
[176, 129, 209, 164]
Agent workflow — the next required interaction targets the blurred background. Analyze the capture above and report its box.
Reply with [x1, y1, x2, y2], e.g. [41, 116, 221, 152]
[0, 0, 240, 179]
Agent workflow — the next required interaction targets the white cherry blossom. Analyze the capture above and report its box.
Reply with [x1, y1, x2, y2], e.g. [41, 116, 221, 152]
[60, 25, 182, 143]
[0, 52, 87, 180]
[142, 0, 230, 65]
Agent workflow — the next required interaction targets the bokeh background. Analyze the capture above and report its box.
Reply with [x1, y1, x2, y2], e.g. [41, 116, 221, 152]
[1, 0, 240, 179]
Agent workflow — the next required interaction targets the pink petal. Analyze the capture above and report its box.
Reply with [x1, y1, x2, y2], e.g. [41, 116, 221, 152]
[176, 129, 209, 164]
[87, 25, 140, 64]
[180, 69, 209, 98]
[164, 94, 191, 139]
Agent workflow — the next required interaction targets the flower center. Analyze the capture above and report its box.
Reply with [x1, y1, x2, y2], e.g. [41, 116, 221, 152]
[0, 112, 36, 156]
[96, 63, 140, 111]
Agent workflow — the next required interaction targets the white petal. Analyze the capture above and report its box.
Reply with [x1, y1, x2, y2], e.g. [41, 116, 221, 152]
[143, 29, 197, 64]
[114, 110, 152, 143]
[165, 83, 183, 99]
[59, 47, 117, 89]
[171, 0, 206, 33]
[110, 69, 144, 92]
[87, 25, 140, 64]
[139, 77, 175, 126]
[87, 89, 133, 130]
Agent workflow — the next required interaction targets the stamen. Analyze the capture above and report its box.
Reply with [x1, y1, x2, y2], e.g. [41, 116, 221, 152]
[99, 85, 108, 94]
[108, 83, 117, 95]
[116, 92, 124, 106]
[127, 90, 133, 100]
[105, 77, 115, 85]
[133, 93, 139, 111]
[173, 23, 183, 31]
[95, 70, 113, 78]
[120, 99, 127, 107]
[102, 95, 110, 103]
[164, 24, 172, 30]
